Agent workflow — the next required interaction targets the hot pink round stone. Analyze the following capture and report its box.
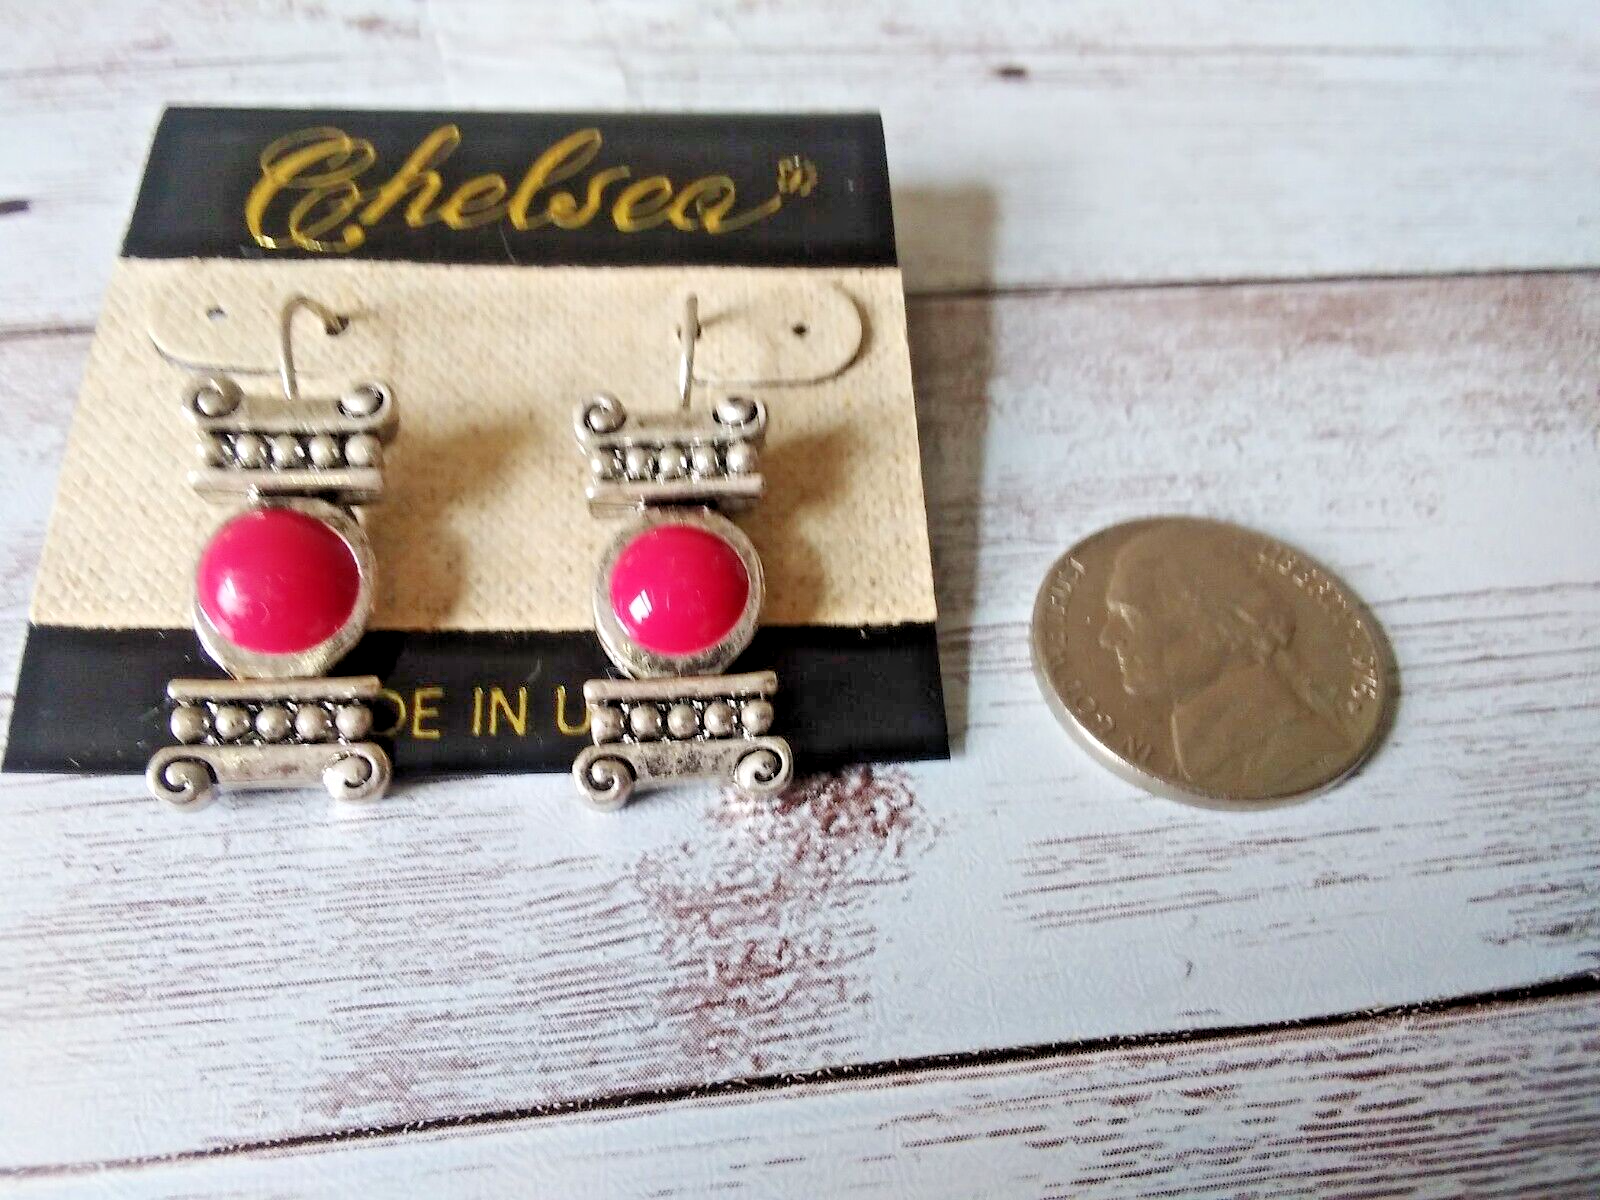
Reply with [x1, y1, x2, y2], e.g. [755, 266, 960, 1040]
[609, 524, 750, 657]
[196, 508, 360, 655]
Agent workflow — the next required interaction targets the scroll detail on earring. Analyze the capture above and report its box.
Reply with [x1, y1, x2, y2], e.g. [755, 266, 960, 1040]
[145, 295, 398, 810]
[572, 295, 795, 810]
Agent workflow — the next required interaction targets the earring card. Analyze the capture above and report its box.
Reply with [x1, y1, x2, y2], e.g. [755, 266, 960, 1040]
[4, 107, 947, 779]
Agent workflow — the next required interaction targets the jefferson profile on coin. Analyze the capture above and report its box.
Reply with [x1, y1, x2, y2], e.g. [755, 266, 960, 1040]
[1096, 525, 1353, 797]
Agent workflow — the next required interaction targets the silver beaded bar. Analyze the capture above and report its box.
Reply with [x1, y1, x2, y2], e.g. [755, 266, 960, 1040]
[147, 675, 390, 809]
[183, 373, 398, 502]
[573, 671, 793, 811]
[574, 392, 767, 515]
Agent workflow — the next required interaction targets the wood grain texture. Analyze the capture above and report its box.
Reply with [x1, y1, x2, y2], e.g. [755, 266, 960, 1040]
[0, 0, 445, 332]
[2, 272, 1597, 1171]
[3, 2, 1598, 328]
[11, 990, 1599, 1197]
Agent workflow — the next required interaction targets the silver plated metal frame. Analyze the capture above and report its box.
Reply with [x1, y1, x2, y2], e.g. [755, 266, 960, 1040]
[591, 507, 764, 679]
[146, 295, 398, 809]
[573, 671, 793, 811]
[146, 676, 391, 809]
[571, 294, 794, 807]
[192, 496, 376, 681]
[185, 374, 398, 504]
[574, 392, 767, 515]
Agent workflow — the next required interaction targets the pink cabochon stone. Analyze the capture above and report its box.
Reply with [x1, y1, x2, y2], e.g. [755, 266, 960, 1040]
[195, 508, 361, 655]
[609, 524, 750, 657]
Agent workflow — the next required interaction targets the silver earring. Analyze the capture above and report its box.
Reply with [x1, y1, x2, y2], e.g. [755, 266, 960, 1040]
[145, 295, 399, 810]
[572, 295, 795, 810]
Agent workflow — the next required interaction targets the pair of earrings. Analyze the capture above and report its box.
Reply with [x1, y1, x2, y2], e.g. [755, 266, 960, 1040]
[145, 294, 792, 812]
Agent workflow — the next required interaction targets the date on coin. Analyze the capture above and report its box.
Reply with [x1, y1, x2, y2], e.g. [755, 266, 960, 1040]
[1031, 517, 1394, 808]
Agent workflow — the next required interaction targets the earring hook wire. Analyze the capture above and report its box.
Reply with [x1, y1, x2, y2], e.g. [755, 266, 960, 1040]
[278, 294, 350, 403]
[147, 295, 350, 394]
[677, 293, 700, 412]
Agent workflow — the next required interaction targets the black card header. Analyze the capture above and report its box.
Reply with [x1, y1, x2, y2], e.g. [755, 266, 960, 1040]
[3, 625, 948, 778]
[122, 107, 897, 269]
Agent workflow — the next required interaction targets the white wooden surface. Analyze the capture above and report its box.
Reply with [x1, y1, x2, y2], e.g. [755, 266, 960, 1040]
[2, 3, 1599, 1196]
[13, 991, 1598, 1199]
